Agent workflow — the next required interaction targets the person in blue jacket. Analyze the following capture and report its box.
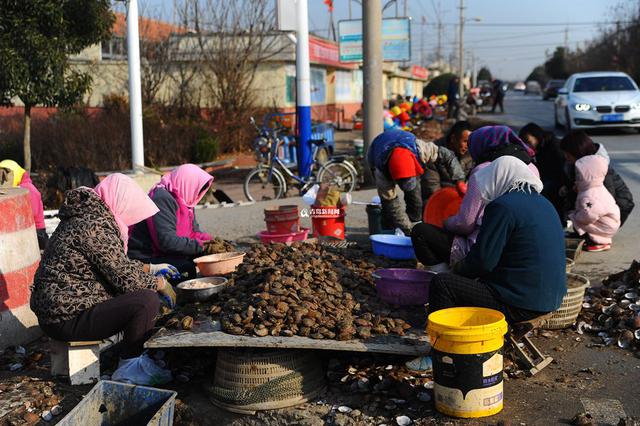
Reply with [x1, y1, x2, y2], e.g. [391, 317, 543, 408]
[428, 156, 566, 323]
[367, 128, 465, 234]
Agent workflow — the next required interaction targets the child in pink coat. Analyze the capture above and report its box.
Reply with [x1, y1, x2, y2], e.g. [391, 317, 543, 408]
[569, 155, 620, 252]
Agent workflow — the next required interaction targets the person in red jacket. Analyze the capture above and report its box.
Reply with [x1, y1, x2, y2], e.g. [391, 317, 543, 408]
[0, 159, 48, 249]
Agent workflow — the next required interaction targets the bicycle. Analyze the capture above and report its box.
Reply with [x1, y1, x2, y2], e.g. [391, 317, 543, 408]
[244, 117, 358, 202]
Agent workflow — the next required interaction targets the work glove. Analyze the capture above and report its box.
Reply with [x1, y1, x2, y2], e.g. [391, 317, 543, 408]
[456, 181, 468, 196]
[157, 277, 177, 309]
[149, 263, 180, 280]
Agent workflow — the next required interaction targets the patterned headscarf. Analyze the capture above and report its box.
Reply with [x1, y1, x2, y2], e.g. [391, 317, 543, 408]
[468, 125, 535, 163]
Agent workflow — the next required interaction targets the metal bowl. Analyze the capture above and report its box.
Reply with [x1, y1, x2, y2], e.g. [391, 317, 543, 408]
[176, 277, 228, 302]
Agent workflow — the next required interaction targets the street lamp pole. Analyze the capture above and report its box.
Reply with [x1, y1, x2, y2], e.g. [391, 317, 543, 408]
[458, 0, 464, 99]
[126, 0, 144, 171]
[363, 0, 382, 185]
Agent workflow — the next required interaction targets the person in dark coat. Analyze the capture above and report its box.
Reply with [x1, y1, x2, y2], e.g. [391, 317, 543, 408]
[437, 121, 474, 178]
[491, 79, 505, 113]
[447, 77, 460, 119]
[560, 131, 634, 226]
[128, 164, 214, 278]
[519, 122, 567, 224]
[428, 157, 566, 324]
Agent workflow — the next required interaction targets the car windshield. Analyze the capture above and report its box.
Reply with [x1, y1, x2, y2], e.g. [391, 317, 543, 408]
[573, 76, 636, 92]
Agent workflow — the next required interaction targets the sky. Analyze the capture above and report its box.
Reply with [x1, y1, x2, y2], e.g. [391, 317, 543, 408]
[139, 0, 626, 81]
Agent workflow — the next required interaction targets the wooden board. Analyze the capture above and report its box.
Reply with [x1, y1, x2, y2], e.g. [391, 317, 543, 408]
[145, 320, 431, 356]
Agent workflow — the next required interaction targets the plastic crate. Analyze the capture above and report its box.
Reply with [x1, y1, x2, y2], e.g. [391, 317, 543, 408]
[58, 380, 177, 426]
[311, 123, 335, 146]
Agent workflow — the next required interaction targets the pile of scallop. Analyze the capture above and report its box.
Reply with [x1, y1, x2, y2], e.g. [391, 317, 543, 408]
[216, 242, 416, 340]
[578, 260, 640, 351]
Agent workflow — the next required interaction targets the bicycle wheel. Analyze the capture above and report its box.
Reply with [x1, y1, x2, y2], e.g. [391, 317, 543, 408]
[317, 161, 357, 193]
[244, 167, 286, 202]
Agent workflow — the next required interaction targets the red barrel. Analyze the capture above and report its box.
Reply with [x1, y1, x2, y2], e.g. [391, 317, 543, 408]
[311, 205, 346, 240]
[0, 188, 41, 348]
[264, 205, 300, 234]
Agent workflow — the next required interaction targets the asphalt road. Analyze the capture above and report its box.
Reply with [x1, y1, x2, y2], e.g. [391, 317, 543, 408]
[480, 92, 640, 276]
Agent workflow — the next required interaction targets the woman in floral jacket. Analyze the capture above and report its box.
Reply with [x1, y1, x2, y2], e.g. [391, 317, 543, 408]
[31, 174, 177, 385]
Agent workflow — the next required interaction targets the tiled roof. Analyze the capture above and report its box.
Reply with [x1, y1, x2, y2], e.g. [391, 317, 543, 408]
[112, 12, 186, 41]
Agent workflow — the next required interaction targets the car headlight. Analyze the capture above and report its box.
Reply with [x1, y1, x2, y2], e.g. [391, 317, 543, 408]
[574, 103, 591, 112]
[631, 103, 640, 110]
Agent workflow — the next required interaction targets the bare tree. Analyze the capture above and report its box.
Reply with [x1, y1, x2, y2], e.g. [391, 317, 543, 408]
[182, 0, 284, 113]
[138, 2, 173, 105]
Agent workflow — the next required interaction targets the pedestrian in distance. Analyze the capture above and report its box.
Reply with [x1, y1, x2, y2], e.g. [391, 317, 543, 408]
[491, 79, 505, 113]
[30, 174, 177, 386]
[428, 156, 566, 324]
[568, 155, 620, 252]
[447, 76, 460, 119]
[128, 164, 215, 278]
[0, 159, 48, 249]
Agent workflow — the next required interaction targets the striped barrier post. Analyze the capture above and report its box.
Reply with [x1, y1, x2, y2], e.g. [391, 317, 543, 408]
[0, 188, 41, 348]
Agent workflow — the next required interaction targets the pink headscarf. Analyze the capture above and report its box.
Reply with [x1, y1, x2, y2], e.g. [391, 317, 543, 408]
[147, 164, 213, 254]
[94, 173, 159, 251]
[152, 164, 214, 208]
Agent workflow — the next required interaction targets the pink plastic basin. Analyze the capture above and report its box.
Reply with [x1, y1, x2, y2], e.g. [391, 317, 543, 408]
[257, 228, 310, 244]
[373, 268, 435, 306]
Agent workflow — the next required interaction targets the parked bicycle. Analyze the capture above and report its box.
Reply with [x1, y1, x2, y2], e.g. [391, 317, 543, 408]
[244, 117, 358, 202]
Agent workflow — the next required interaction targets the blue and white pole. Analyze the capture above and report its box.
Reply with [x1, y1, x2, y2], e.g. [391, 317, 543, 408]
[295, 0, 313, 177]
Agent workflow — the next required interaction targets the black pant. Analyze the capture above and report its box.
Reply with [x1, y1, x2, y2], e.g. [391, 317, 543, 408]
[429, 273, 545, 324]
[492, 95, 504, 113]
[40, 290, 160, 359]
[411, 223, 454, 266]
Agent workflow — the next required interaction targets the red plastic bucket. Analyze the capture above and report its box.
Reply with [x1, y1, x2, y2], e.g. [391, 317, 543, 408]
[311, 205, 346, 240]
[423, 187, 463, 227]
[264, 205, 300, 234]
[257, 228, 310, 244]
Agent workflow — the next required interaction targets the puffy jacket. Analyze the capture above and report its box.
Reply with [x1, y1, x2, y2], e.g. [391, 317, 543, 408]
[31, 188, 157, 324]
[569, 155, 620, 244]
[604, 168, 634, 225]
[367, 129, 422, 175]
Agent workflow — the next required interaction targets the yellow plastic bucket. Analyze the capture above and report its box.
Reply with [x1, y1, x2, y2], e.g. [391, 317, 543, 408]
[427, 307, 508, 418]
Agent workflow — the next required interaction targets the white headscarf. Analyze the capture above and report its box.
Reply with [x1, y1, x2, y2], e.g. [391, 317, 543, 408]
[474, 156, 543, 203]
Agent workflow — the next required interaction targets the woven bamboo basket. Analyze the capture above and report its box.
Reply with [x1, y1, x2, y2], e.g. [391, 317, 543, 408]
[208, 349, 326, 414]
[566, 258, 575, 273]
[544, 273, 590, 330]
[565, 238, 585, 263]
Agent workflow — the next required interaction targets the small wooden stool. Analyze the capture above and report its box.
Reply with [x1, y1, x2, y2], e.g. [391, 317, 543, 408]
[506, 314, 553, 376]
[50, 334, 122, 385]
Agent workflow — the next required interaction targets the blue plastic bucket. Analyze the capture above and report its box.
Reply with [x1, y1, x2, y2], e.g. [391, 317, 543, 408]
[369, 234, 416, 260]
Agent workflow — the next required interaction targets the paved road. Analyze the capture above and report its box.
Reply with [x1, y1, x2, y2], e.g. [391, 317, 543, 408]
[480, 92, 640, 277]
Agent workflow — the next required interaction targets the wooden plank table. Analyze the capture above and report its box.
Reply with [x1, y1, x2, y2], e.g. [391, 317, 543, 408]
[146, 319, 431, 356]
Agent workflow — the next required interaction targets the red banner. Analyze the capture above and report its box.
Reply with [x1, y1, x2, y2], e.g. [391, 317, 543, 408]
[309, 36, 355, 69]
[411, 65, 429, 80]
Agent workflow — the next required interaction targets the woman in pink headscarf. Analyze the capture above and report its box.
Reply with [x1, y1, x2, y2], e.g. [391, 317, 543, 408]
[128, 164, 214, 277]
[31, 174, 177, 385]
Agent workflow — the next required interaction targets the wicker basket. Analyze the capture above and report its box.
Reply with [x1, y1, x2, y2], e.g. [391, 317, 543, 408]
[565, 238, 585, 262]
[544, 273, 590, 330]
[566, 258, 575, 273]
[208, 349, 326, 414]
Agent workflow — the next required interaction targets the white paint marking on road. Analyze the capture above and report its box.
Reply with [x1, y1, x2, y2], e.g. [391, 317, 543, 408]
[580, 398, 626, 425]
[607, 150, 640, 155]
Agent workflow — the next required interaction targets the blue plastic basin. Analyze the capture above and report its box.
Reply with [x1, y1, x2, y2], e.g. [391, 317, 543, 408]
[369, 234, 416, 260]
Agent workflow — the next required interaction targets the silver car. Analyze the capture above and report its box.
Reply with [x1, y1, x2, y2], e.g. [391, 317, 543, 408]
[554, 71, 640, 131]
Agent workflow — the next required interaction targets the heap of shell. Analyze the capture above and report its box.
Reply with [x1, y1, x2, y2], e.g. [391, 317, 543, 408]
[217, 242, 416, 340]
[577, 260, 640, 351]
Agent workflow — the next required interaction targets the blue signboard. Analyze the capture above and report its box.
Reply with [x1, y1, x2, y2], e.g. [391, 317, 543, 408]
[338, 18, 411, 63]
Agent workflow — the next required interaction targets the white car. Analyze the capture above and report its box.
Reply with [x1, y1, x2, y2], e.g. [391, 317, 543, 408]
[555, 71, 640, 131]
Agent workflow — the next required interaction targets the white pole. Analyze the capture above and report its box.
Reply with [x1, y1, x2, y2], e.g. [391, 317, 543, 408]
[458, 0, 464, 98]
[295, 0, 313, 177]
[127, 0, 145, 171]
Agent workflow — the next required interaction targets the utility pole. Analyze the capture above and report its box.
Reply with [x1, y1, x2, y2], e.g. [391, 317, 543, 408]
[296, 0, 312, 177]
[404, 0, 408, 17]
[421, 16, 426, 67]
[458, 0, 464, 99]
[363, 0, 382, 185]
[564, 26, 568, 51]
[437, 21, 443, 66]
[126, 0, 144, 171]
[348, 0, 352, 19]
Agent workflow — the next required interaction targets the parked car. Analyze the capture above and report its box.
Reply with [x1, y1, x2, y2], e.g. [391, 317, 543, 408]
[513, 81, 526, 91]
[524, 81, 542, 95]
[554, 71, 640, 131]
[543, 79, 566, 100]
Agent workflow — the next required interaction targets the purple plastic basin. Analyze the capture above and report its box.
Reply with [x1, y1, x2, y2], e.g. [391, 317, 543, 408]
[373, 268, 435, 306]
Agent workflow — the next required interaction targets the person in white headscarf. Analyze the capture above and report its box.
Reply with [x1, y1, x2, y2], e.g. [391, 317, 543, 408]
[428, 156, 566, 324]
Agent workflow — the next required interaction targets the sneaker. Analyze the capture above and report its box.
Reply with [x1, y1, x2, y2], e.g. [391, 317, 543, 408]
[584, 243, 611, 252]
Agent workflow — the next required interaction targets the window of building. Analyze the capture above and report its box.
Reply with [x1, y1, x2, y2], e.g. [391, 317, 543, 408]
[101, 36, 127, 60]
[310, 67, 326, 104]
[335, 70, 352, 103]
